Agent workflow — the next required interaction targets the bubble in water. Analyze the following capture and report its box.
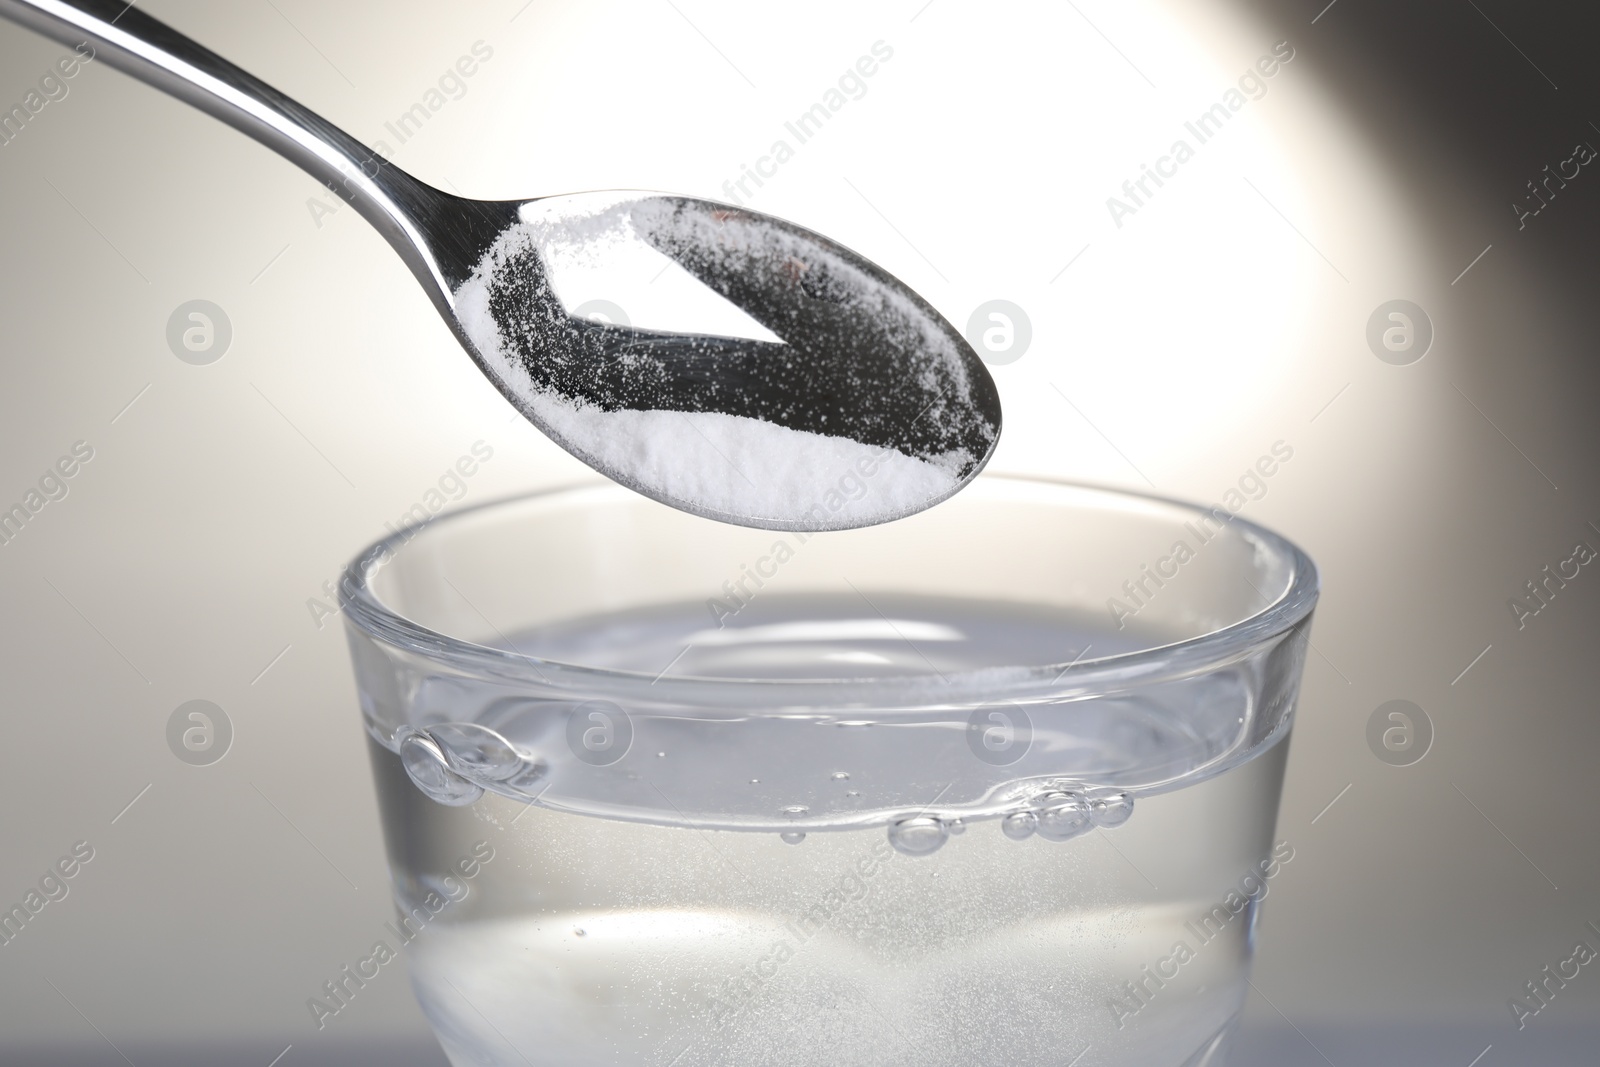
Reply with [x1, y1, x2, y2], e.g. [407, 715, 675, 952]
[780, 831, 807, 845]
[1035, 791, 1092, 842]
[426, 722, 546, 790]
[831, 771, 850, 781]
[846, 790, 861, 798]
[574, 928, 586, 937]
[750, 779, 760, 784]
[783, 805, 809, 818]
[946, 818, 966, 836]
[397, 729, 483, 807]
[1001, 811, 1038, 841]
[1088, 788, 1135, 828]
[428, 723, 516, 776]
[888, 816, 948, 856]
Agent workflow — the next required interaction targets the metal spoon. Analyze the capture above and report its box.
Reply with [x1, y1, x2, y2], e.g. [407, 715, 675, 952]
[0, 0, 1001, 531]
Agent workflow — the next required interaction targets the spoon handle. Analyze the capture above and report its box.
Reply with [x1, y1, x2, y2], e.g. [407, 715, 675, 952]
[0, 0, 462, 296]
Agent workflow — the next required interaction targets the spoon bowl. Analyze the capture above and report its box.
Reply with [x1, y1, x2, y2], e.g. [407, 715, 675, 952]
[0, 0, 1000, 529]
[454, 191, 1000, 529]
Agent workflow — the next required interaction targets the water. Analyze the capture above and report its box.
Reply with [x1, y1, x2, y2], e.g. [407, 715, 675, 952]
[363, 593, 1290, 1067]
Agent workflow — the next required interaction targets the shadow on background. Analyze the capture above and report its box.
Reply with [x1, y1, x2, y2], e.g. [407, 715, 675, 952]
[1231, 1020, 1595, 1067]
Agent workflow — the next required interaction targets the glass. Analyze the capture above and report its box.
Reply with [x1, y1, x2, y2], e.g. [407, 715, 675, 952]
[341, 475, 1317, 1067]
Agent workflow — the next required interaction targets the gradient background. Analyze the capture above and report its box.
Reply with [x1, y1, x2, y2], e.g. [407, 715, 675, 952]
[2, 0, 1598, 1064]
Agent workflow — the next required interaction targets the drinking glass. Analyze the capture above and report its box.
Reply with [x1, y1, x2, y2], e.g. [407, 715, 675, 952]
[341, 474, 1317, 1067]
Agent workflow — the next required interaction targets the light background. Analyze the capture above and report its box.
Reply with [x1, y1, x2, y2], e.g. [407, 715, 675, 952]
[1, 0, 1597, 1063]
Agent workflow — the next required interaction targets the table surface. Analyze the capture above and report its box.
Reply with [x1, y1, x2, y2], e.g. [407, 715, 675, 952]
[7, 1021, 1594, 1066]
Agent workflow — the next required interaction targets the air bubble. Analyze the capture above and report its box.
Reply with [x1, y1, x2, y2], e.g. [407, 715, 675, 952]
[397, 729, 483, 807]
[428, 722, 519, 777]
[831, 771, 851, 781]
[424, 722, 546, 790]
[574, 928, 586, 937]
[946, 818, 966, 836]
[783, 805, 809, 818]
[780, 831, 807, 845]
[888, 816, 948, 856]
[1088, 788, 1135, 828]
[1001, 811, 1038, 841]
[1035, 791, 1092, 842]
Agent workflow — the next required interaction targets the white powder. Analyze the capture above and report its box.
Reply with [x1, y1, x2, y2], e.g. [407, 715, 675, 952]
[451, 197, 992, 530]
[525, 392, 961, 528]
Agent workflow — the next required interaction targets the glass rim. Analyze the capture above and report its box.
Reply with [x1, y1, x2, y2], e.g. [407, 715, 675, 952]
[340, 473, 1319, 701]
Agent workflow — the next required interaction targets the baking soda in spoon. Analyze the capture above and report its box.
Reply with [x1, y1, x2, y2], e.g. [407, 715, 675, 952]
[454, 195, 998, 530]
